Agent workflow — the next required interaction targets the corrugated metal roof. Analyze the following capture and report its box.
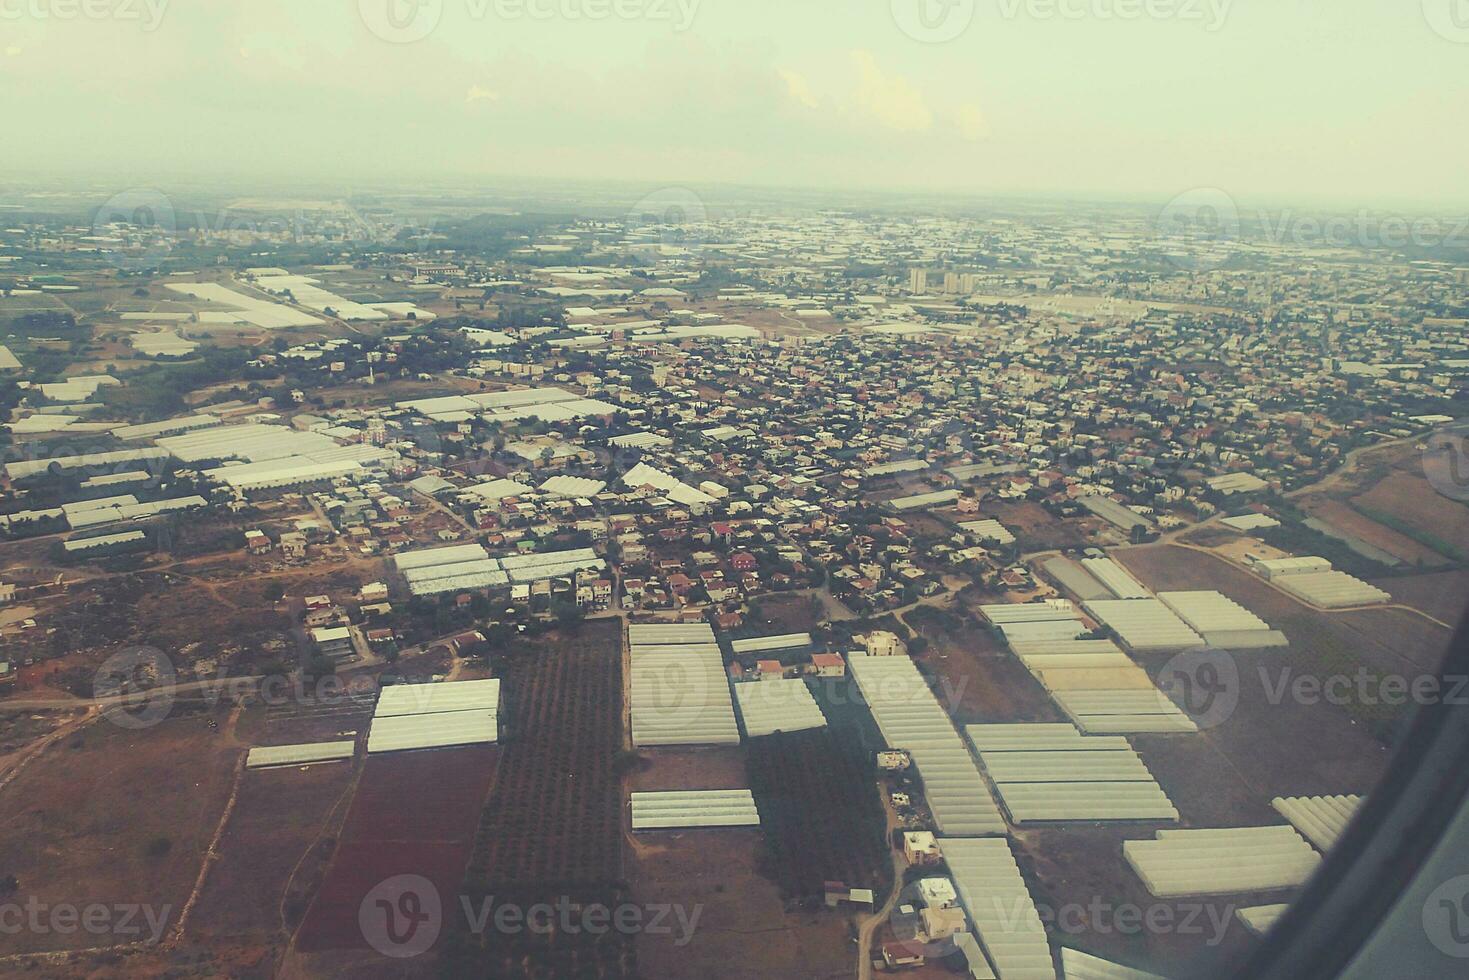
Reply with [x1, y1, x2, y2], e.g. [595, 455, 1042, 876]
[1080, 558, 1151, 599]
[1271, 795, 1362, 853]
[630, 790, 761, 830]
[366, 710, 498, 754]
[375, 679, 500, 718]
[1157, 591, 1273, 634]
[1125, 826, 1321, 898]
[1083, 599, 1203, 652]
[246, 740, 356, 769]
[941, 838, 1056, 980]
[734, 679, 827, 737]
[630, 645, 740, 746]
[1051, 691, 1199, 735]
[849, 654, 1005, 836]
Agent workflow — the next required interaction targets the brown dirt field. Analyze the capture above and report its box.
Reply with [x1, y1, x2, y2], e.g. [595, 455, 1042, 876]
[1350, 471, 1469, 556]
[0, 709, 242, 955]
[627, 828, 851, 980]
[1298, 495, 1450, 565]
[918, 625, 1066, 726]
[627, 745, 748, 793]
[190, 761, 356, 943]
[986, 501, 1096, 551]
[1012, 826, 1266, 978]
[750, 593, 827, 635]
[1368, 570, 1469, 626]
[294, 745, 497, 956]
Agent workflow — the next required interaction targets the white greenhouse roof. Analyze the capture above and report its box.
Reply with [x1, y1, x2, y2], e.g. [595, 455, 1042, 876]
[246, 740, 356, 769]
[629, 790, 761, 831]
[1125, 826, 1321, 898]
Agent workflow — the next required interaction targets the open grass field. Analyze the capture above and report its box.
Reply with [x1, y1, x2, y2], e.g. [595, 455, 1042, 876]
[0, 708, 242, 956]
[1350, 470, 1469, 563]
[1114, 543, 1430, 752]
[627, 825, 852, 980]
[1296, 495, 1450, 566]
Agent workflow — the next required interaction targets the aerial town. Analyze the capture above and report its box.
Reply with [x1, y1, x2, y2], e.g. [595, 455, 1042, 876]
[0, 186, 1465, 980]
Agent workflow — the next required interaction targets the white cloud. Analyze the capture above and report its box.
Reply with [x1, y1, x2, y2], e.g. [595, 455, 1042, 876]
[849, 50, 932, 133]
[466, 85, 501, 105]
[952, 104, 988, 141]
[778, 68, 820, 110]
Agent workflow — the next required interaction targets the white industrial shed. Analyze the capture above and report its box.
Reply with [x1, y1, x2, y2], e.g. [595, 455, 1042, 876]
[1272, 571, 1391, 609]
[1000, 619, 1089, 644]
[629, 790, 761, 831]
[621, 462, 715, 506]
[63, 530, 147, 553]
[5, 448, 168, 482]
[538, 475, 606, 498]
[1124, 826, 1321, 898]
[394, 543, 490, 571]
[980, 602, 1077, 624]
[958, 519, 1015, 545]
[246, 740, 356, 769]
[1079, 557, 1151, 599]
[848, 653, 1005, 836]
[1083, 599, 1203, 652]
[1060, 948, 1168, 980]
[1272, 795, 1362, 853]
[966, 724, 1178, 824]
[630, 629, 741, 747]
[729, 632, 812, 656]
[1051, 691, 1199, 735]
[1251, 556, 1333, 579]
[1157, 591, 1278, 640]
[393, 544, 603, 596]
[940, 838, 1057, 980]
[366, 710, 498, 754]
[734, 679, 827, 738]
[630, 623, 718, 645]
[375, 678, 500, 718]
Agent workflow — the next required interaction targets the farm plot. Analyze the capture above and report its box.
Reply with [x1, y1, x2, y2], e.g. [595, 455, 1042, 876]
[455, 621, 629, 978]
[189, 761, 356, 944]
[292, 744, 496, 955]
[0, 710, 241, 956]
[744, 727, 890, 901]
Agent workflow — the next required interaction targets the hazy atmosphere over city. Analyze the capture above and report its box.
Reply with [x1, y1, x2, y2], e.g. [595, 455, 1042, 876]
[0, 2, 1468, 980]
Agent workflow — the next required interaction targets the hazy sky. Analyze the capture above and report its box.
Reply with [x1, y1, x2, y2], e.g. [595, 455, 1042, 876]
[2, 0, 1466, 208]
